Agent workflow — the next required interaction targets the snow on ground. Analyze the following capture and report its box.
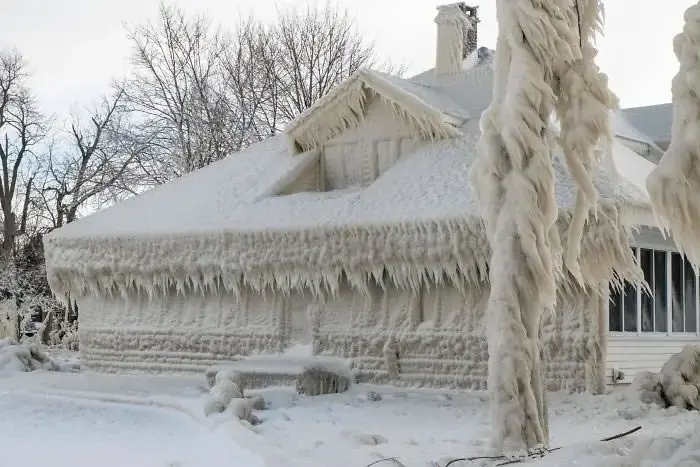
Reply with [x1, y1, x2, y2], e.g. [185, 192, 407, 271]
[1, 368, 699, 467]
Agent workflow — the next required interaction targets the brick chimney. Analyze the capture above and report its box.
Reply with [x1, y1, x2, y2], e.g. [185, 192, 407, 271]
[434, 3, 479, 77]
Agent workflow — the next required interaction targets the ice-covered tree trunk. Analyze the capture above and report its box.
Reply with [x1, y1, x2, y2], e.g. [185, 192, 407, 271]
[646, 2, 700, 267]
[471, 0, 614, 453]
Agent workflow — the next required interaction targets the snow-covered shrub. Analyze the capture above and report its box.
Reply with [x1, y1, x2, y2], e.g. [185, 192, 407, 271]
[249, 395, 265, 410]
[633, 345, 700, 409]
[0, 237, 75, 350]
[215, 368, 247, 394]
[203, 367, 267, 423]
[0, 343, 60, 372]
[230, 398, 254, 423]
[296, 364, 351, 396]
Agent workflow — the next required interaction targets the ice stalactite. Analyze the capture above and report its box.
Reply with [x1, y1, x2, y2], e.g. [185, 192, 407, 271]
[471, 0, 613, 454]
[555, 0, 618, 282]
[646, 2, 700, 267]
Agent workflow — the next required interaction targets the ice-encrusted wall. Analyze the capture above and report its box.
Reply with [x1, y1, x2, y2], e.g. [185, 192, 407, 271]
[78, 288, 289, 373]
[78, 278, 605, 393]
[312, 281, 605, 393]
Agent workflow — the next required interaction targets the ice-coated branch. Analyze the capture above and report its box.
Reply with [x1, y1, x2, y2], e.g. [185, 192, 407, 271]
[555, 0, 619, 282]
[646, 2, 700, 267]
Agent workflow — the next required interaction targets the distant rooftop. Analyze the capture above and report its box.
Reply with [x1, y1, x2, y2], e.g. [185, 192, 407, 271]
[621, 103, 673, 146]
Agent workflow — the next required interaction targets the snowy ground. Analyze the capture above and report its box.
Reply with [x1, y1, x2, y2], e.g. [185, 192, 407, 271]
[2, 360, 700, 467]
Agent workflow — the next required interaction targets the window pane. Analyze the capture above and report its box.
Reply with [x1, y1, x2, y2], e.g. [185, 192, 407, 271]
[609, 284, 623, 332]
[654, 251, 668, 332]
[623, 280, 638, 332]
[685, 257, 697, 333]
[672, 252, 684, 332]
[641, 249, 654, 332]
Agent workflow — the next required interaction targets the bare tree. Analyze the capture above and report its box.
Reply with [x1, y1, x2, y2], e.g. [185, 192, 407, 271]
[40, 89, 148, 229]
[0, 51, 47, 260]
[220, 4, 405, 139]
[122, 2, 229, 181]
[272, 4, 379, 123]
[122, 2, 405, 181]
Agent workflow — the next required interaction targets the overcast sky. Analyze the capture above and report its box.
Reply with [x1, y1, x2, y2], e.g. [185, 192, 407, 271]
[0, 0, 692, 120]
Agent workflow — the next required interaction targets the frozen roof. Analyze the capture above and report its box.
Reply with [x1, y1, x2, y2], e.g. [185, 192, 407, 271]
[621, 103, 673, 145]
[45, 118, 645, 300]
[44, 58, 652, 300]
[47, 120, 646, 240]
[410, 50, 662, 156]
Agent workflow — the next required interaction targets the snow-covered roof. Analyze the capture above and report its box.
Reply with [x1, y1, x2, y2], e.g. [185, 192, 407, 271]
[45, 116, 646, 301]
[411, 49, 663, 156]
[621, 103, 673, 145]
[44, 53, 658, 300]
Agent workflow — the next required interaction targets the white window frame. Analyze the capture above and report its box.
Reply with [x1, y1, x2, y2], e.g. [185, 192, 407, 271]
[608, 242, 700, 338]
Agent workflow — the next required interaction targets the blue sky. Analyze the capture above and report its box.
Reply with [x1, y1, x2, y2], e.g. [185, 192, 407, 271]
[0, 0, 692, 119]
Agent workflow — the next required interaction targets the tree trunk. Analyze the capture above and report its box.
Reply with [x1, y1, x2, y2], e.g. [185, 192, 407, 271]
[1, 211, 15, 260]
[485, 205, 553, 452]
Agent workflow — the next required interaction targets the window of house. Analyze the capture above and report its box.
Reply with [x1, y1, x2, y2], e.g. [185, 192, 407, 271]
[609, 247, 699, 334]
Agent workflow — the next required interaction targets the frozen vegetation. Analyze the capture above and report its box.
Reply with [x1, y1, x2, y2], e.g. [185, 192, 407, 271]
[632, 345, 700, 410]
[0, 339, 78, 373]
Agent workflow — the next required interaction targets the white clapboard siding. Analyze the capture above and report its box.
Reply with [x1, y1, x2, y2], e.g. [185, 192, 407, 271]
[606, 335, 700, 384]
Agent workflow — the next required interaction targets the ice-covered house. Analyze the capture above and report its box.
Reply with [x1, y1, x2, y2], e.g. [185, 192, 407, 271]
[44, 3, 666, 392]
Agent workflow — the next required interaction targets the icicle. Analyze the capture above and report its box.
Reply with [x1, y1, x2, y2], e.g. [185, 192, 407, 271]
[555, 0, 618, 284]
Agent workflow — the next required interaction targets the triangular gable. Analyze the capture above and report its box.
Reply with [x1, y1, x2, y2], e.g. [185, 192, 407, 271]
[284, 69, 465, 155]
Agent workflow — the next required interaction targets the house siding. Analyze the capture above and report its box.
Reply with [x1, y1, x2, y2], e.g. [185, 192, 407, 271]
[605, 225, 700, 385]
[606, 335, 700, 384]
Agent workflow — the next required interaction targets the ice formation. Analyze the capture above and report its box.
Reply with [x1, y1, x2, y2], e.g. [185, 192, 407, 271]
[632, 345, 700, 410]
[41, 7, 648, 402]
[646, 2, 700, 267]
[555, 0, 619, 282]
[470, 0, 616, 453]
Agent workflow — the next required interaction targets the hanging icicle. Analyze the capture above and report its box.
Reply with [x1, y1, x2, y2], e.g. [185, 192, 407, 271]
[556, 0, 619, 283]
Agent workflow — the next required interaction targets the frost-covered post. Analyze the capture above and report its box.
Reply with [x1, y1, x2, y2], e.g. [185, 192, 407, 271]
[471, 0, 615, 453]
[646, 2, 700, 267]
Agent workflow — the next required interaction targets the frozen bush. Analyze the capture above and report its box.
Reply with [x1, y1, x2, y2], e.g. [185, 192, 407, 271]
[230, 398, 254, 422]
[0, 343, 60, 372]
[296, 364, 351, 396]
[633, 345, 700, 409]
[215, 368, 247, 394]
[249, 395, 265, 410]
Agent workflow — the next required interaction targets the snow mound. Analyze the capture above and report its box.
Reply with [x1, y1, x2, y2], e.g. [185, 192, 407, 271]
[0, 343, 60, 373]
[203, 367, 267, 424]
[632, 345, 700, 409]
